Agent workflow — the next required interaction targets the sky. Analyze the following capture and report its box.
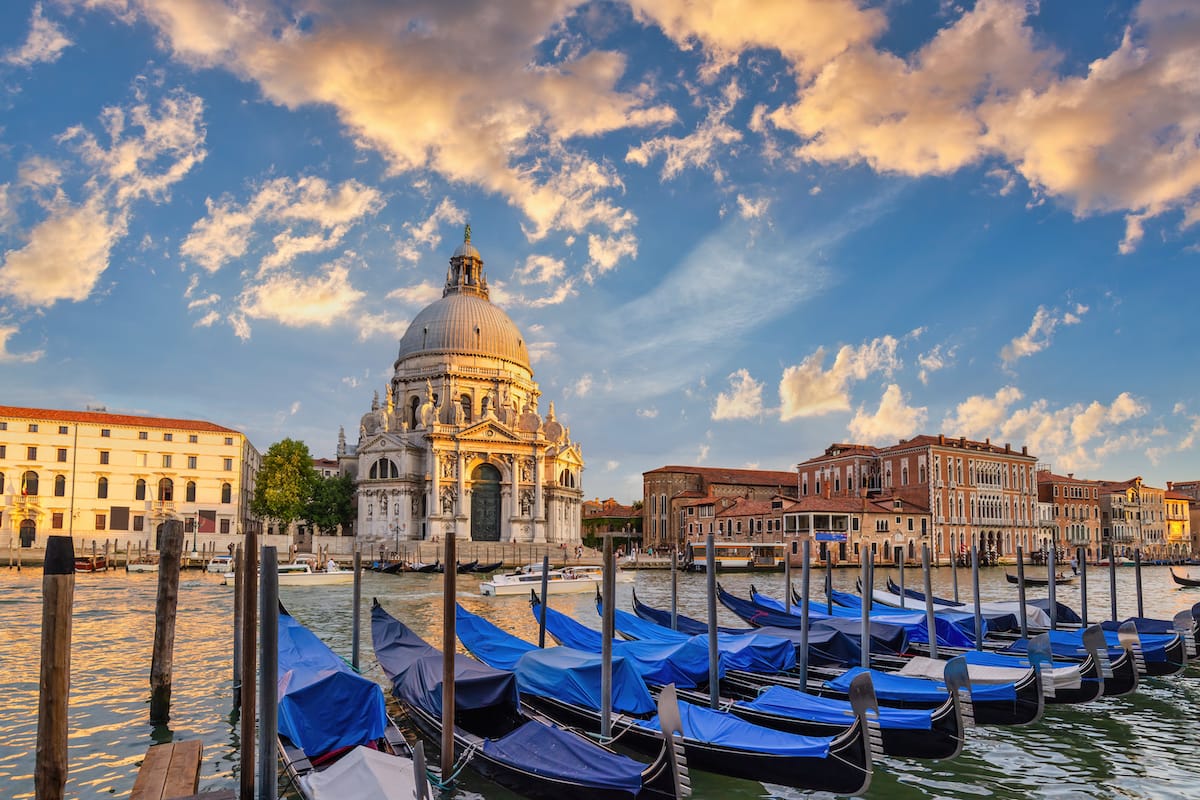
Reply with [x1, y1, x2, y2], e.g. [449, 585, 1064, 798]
[1, 0, 1199, 505]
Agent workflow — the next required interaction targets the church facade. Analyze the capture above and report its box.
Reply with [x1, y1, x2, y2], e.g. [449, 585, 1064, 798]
[339, 227, 584, 546]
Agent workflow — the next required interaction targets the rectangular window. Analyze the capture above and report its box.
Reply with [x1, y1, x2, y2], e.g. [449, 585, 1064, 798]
[58, 425, 68, 435]
[101, 428, 110, 437]
[223, 458, 233, 471]
[187, 455, 197, 470]
[185, 518, 195, 533]
[100, 451, 109, 465]
[57, 448, 67, 462]
[189, 434, 198, 444]
[220, 519, 231, 534]
[138, 431, 148, 440]
[164, 433, 173, 441]
[225, 437, 233, 446]
[28, 423, 38, 432]
[0, 445, 5, 458]
[134, 515, 144, 532]
[95, 514, 106, 531]
[0, 422, 6, 430]
[162, 454, 172, 468]
[53, 512, 63, 529]
[27, 446, 36, 460]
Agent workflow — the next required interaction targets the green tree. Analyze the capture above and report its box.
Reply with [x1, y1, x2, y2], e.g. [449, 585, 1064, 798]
[306, 472, 355, 536]
[252, 439, 319, 534]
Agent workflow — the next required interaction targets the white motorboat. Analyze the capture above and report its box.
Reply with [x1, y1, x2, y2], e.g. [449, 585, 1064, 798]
[125, 556, 159, 573]
[221, 561, 355, 586]
[206, 555, 234, 573]
[479, 563, 632, 597]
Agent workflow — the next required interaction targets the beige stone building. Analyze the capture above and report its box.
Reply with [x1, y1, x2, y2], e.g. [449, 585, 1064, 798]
[0, 405, 259, 552]
[341, 228, 584, 548]
[642, 466, 798, 550]
[797, 435, 1039, 564]
[1164, 487, 1193, 560]
[1098, 477, 1166, 560]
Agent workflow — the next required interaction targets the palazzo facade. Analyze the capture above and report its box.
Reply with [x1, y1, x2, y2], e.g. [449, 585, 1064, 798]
[341, 228, 584, 546]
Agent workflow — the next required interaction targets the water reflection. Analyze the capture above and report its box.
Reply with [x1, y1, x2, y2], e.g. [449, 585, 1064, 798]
[0, 564, 1197, 799]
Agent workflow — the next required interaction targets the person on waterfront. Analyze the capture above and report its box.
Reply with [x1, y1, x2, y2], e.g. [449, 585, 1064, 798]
[1069, 556, 1079, 575]
[326, 557, 338, 573]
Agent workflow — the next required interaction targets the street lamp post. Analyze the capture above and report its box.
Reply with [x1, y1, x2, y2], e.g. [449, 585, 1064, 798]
[192, 513, 199, 558]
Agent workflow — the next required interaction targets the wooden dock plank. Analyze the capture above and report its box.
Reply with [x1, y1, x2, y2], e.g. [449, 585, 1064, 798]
[129, 744, 172, 800]
[163, 739, 202, 798]
[129, 739, 204, 800]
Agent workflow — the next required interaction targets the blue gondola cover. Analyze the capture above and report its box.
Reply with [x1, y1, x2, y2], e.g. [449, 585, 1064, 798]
[277, 612, 388, 757]
[481, 721, 645, 794]
[825, 666, 1018, 702]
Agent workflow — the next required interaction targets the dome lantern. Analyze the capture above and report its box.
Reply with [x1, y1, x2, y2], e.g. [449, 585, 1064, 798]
[446, 223, 487, 299]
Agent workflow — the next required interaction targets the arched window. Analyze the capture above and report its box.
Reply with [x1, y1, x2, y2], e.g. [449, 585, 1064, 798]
[558, 469, 575, 488]
[158, 478, 173, 502]
[221, 483, 232, 504]
[481, 395, 490, 417]
[461, 394, 472, 424]
[21, 470, 39, 496]
[135, 478, 146, 501]
[97, 476, 108, 499]
[54, 474, 66, 497]
[186, 481, 197, 502]
[410, 396, 420, 428]
[369, 458, 398, 479]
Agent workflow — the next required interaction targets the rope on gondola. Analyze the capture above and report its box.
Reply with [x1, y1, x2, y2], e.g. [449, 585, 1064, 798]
[427, 741, 479, 789]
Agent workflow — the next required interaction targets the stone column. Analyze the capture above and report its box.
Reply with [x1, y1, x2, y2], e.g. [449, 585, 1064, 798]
[532, 446, 546, 543]
[455, 447, 468, 540]
[428, 444, 440, 539]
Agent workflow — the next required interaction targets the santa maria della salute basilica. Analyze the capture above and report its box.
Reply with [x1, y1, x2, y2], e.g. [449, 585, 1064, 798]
[337, 226, 584, 545]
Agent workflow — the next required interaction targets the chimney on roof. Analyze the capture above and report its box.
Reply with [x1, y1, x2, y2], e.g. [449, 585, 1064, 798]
[1005, 443, 1011, 453]
[939, 433, 945, 445]
[985, 437, 990, 445]
[1022, 446, 1028, 456]
[959, 436, 966, 447]
[1068, 473, 1074, 479]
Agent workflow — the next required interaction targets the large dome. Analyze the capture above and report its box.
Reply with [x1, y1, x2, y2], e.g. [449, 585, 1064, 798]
[395, 292, 531, 370]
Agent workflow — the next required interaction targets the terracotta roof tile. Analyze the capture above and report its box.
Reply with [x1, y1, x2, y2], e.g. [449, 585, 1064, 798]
[0, 405, 241, 434]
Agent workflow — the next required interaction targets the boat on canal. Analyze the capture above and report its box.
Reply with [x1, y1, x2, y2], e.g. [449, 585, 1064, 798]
[277, 607, 432, 800]
[479, 563, 632, 596]
[221, 561, 355, 586]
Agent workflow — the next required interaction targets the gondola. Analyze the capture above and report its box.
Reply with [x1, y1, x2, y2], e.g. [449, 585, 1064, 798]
[1170, 568, 1200, 588]
[413, 560, 440, 573]
[371, 601, 688, 800]
[277, 607, 433, 800]
[455, 560, 479, 573]
[716, 584, 1044, 725]
[459, 603, 879, 792]
[591, 595, 966, 760]
[1005, 572, 1075, 586]
[471, 560, 505, 573]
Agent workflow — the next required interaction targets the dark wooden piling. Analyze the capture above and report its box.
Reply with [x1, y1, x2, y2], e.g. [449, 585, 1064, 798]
[258, 546, 279, 800]
[150, 522, 184, 723]
[440, 532, 456, 781]
[36, 535, 75, 800]
[239, 529, 258, 800]
[232, 545, 243, 707]
[352, 547, 362, 671]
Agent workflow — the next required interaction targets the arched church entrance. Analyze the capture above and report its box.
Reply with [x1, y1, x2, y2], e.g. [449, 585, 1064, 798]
[470, 464, 502, 541]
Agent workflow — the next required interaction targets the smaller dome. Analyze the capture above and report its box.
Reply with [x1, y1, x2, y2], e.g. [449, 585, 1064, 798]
[453, 241, 481, 261]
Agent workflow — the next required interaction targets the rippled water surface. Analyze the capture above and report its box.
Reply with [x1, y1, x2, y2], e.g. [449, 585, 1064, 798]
[1, 562, 1198, 799]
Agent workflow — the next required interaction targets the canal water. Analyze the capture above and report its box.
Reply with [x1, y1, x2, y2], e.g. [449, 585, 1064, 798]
[1, 563, 1198, 799]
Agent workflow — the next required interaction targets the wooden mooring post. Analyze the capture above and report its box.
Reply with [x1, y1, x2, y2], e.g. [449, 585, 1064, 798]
[150, 522, 184, 723]
[36, 535, 75, 800]
[239, 528, 258, 800]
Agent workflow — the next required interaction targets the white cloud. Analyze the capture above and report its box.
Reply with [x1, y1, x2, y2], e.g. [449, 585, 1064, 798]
[386, 281, 442, 307]
[917, 343, 956, 384]
[1146, 413, 1200, 465]
[587, 231, 638, 277]
[4, 3, 72, 67]
[736, 194, 770, 220]
[697, 443, 711, 463]
[712, 368, 764, 420]
[636, 407, 659, 419]
[238, 263, 366, 331]
[605, 460, 620, 472]
[181, 175, 383, 274]
[354, 311, 410, 343]
[779, 335, 902, 420]
[626, 80, 743, 181]
[194, 309, 220, 327]
[0, 323, 44, 363]
[942, 386, 1149, 473]
[566, 374, 594, 398]
[107, 0, 673, 258]
[1000, 303, 1087, 366]
[515, 254, 566, 285]
[0, 90, 205, 309]
[396, 198, 466, 264]
[847, 384, 927, 442]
